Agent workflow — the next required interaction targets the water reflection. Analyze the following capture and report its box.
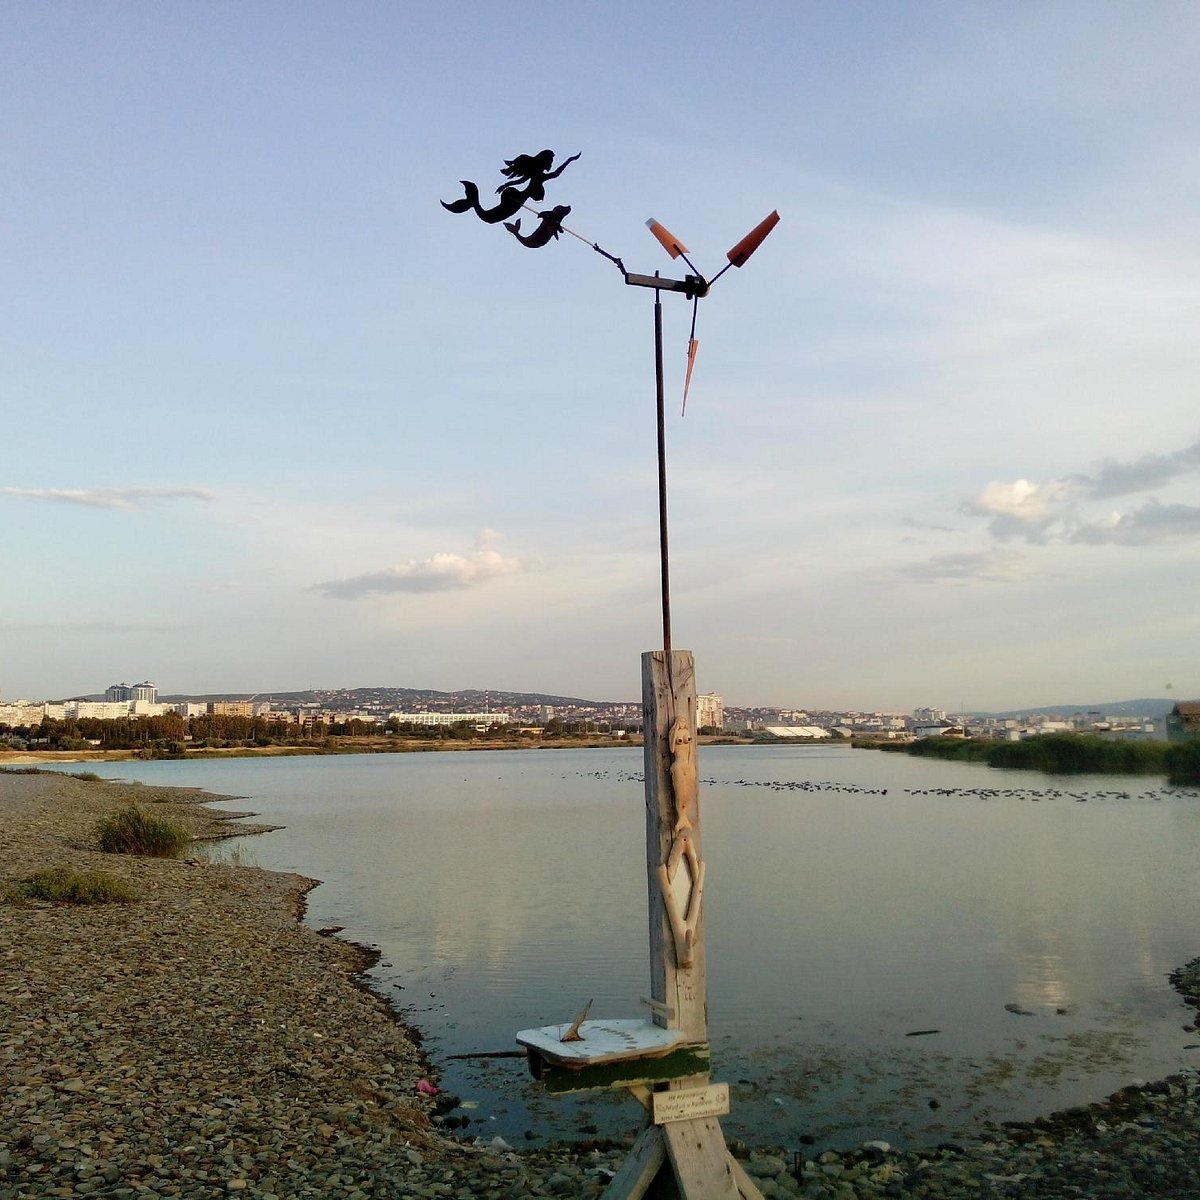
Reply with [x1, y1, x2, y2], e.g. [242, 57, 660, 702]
[58, 747, 1200, 1150]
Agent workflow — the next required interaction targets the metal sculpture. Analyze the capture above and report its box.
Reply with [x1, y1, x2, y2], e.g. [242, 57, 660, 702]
[441, 149, 580, 232]
[443, 148, 776, 655]
[445, 150, 778, 1200]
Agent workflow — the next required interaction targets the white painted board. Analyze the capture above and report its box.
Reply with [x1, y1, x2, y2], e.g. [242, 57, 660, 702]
[516, 1019, 686, 1066]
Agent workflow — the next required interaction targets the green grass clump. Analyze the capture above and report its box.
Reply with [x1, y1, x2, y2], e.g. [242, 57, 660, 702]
[11, 867, 139, 905]
[95, 804, 189, 858]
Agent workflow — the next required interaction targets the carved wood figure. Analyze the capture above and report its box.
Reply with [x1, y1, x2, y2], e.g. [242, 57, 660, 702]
[669, 712, 697, 833]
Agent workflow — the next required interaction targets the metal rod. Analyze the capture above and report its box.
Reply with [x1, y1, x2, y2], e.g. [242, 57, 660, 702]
[518, 204, 626, 276]
[707, 259, 735, 287]
[655, 287, 671, 658]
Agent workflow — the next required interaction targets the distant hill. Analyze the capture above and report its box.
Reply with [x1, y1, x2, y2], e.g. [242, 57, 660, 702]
[75, 688, 1184, 720]
[985, 698, 1178, 720]
[153, 685, 625, 709]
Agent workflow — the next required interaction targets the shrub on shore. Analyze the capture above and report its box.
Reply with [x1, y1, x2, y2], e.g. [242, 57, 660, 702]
[904, 737, 997, 763]
[95, 804, 189, 858]
[1166, 740, 1200, 785]
[886, 732, 1173, 775]
[987, 733, 1166, 774]
[6, 867, 139, 905]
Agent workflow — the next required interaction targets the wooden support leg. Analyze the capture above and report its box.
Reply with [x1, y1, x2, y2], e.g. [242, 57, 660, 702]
[661, 1118, 739, 1200]
[726, 1152, 767, 1200]
[600, 1119, 766, 1200]
[601, 1125, 667, 1200]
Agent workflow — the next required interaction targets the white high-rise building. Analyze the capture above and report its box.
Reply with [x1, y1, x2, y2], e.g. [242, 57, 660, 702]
[697, 693, 724, 731]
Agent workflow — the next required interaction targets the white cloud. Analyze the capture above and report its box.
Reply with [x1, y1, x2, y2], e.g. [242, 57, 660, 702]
[961, 478, 1072, 543]
[311, 530, 523, 600]
[0, 486, 216, 510]
[971, 479, 1070, 521]
[897, 549, 1029, 585]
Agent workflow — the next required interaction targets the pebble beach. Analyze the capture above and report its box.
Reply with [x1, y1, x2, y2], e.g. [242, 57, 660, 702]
[2, 769, 1199, 1198]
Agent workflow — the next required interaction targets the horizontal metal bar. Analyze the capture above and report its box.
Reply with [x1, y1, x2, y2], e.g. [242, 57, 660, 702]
[624, 272, 703, 295]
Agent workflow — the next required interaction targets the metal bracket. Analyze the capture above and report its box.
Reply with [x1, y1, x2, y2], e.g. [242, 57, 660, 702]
[624, 272, 709, 299]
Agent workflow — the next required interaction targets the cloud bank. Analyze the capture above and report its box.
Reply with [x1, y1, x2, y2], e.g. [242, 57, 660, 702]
[960, 436, 1200, 546]
[312, 530, 522, 600]
[1072, 440, 1200, 500]
[0, 486, 216, 510]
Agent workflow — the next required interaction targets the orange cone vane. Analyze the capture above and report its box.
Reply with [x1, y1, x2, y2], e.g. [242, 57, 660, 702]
[682, 337, 699, 416]
[646, 219, 688, 260]
[645, 210, 780, 412]
[725, 210, 780, 268]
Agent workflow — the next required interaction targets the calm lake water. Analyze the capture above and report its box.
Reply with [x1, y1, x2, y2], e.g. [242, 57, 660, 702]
[56, 745, 1200, 1151]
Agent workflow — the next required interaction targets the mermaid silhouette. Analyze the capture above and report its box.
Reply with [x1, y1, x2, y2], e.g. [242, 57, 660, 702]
[442, 150, 580, 224]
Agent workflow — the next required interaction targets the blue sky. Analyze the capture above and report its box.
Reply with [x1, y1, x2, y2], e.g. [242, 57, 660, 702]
[3, 2, 1199, 711]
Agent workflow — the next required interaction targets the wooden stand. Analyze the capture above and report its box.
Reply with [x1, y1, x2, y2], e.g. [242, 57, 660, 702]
[516, 651, 758, 1199]
[613, 649, 761, 1200]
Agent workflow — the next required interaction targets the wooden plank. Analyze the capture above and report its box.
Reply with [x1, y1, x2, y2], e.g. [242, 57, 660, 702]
[601, 1125, 666, 1200]
[652, 1083, 730, 1125]
[727, 1154, 767, 1200]
[639, 995, 674, 1021]
[662, 1117, 739, 1200]
[533, 1043, 711, 1094]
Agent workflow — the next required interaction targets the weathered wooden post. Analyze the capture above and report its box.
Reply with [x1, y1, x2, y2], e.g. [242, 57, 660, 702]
[608, 647, 765, 1200]
[443, 150, 777, 1198]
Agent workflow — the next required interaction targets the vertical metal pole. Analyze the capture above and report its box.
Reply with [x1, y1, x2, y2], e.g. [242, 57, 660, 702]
[655, 288, 672, 658]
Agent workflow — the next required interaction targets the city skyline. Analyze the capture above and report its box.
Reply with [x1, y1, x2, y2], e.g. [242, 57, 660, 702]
[1, 674, 1182, 723]
[3, 4, 1199, 711]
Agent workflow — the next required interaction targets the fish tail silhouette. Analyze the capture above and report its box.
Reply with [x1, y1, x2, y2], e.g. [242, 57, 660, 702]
[441, 180, 481, 215]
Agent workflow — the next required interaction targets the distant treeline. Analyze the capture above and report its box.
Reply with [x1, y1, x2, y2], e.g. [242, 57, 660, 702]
[876, 733, 1200, 784]
[1, 714, 524, 757]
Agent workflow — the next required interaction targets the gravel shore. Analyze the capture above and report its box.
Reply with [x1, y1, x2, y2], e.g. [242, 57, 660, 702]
[3, 770, 1198, 1198]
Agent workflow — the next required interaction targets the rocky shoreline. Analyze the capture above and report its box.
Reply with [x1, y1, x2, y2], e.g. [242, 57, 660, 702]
[3, 770, 1198, 1198]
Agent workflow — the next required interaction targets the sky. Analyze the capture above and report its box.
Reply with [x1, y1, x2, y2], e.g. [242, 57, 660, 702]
[3, 2, 1199, 712]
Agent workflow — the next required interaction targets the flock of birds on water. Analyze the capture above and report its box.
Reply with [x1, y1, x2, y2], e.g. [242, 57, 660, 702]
[574, 767, 1200, 803]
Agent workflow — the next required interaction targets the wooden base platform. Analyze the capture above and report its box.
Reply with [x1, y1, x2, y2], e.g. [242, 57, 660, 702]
[516, 1019, 711, 1094]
